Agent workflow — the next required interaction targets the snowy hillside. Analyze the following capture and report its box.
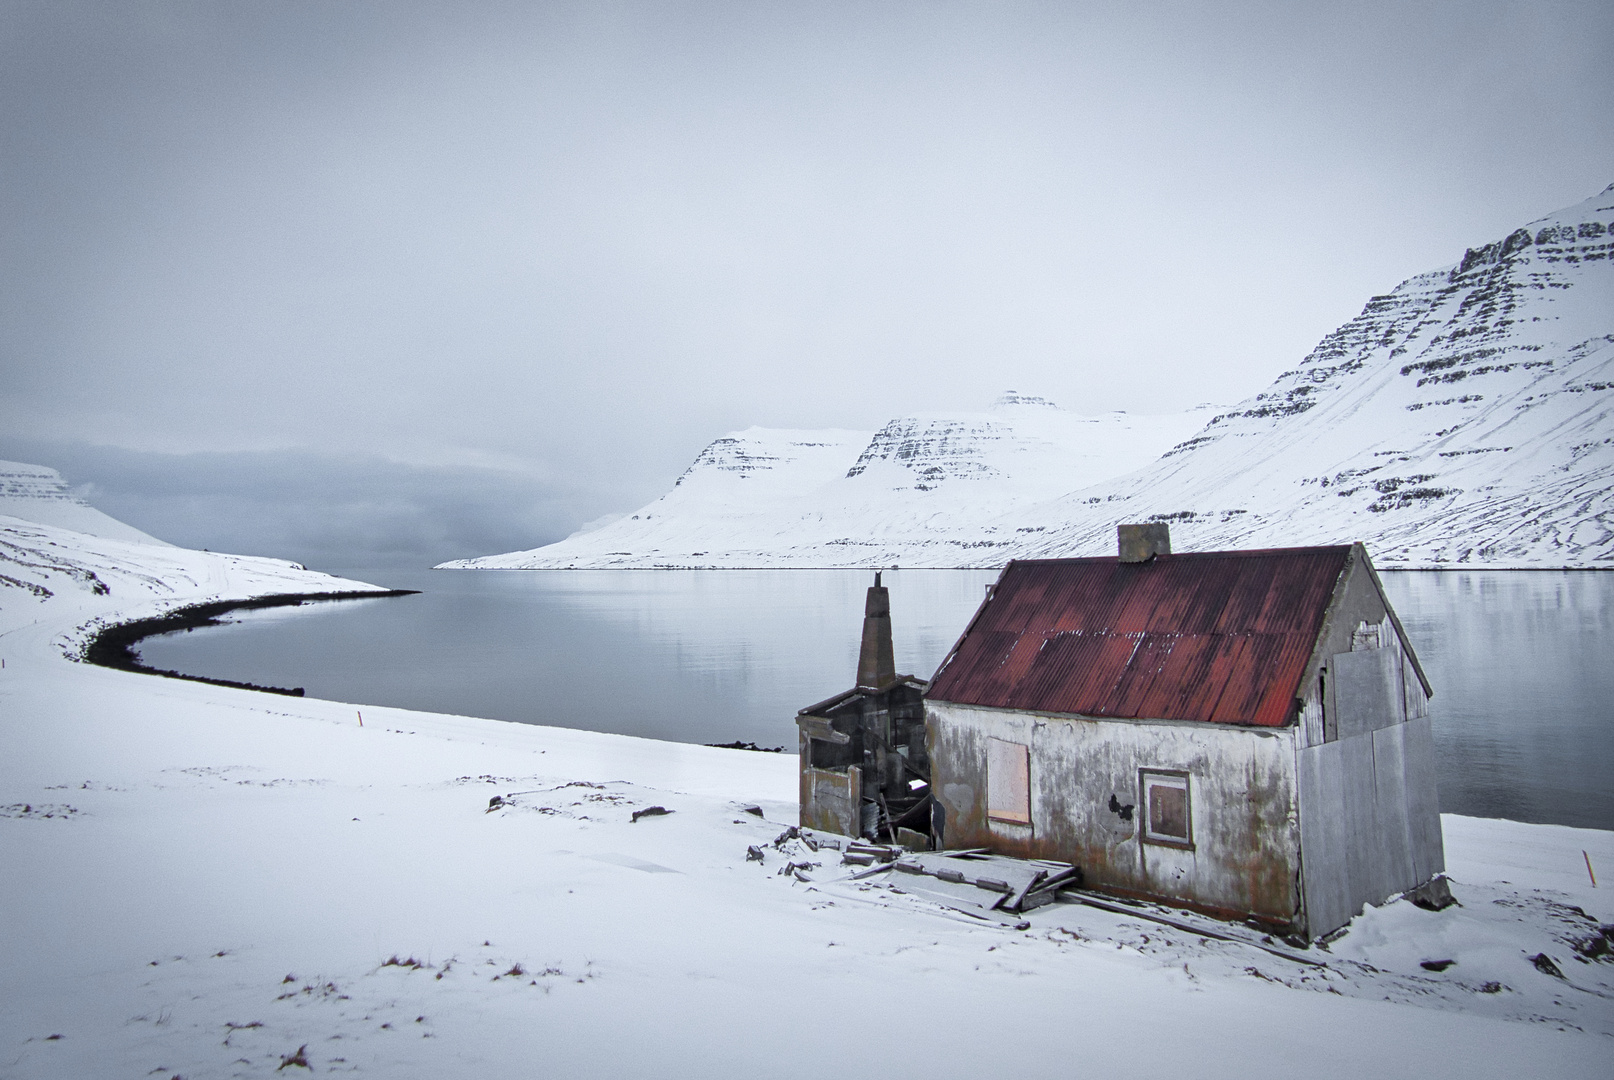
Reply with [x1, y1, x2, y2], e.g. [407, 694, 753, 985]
[0, 460, 167, 546]
[0, 458, 391, 645]
[1007, 184, 1614, 568]
[441, 394, 1216, 568]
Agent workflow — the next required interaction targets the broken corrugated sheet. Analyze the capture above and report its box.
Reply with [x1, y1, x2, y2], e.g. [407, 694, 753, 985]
[926, 548, 1353, 726]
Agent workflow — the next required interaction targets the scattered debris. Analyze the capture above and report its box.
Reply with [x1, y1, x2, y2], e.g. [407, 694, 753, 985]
[746, 845, 765, 863]
[891, 850, 1079, 916]
[739, 805, 764, 817]
[380, 955, 426, 970]
[1405, 876, 1458, 911]
[895, 827, 928, 850]
[630, 806, 672, 823]
[276, 1044, 310, 1071]
[1572, 926, 1614, 961]
[1530, 952, 1565, 978]
[1, 803, 80, 820]
[704, 741, 785, 753]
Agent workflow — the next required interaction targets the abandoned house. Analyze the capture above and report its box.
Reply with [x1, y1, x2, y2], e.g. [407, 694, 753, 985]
[796, 572, 932, 846]
[922, 524, 1444, 941]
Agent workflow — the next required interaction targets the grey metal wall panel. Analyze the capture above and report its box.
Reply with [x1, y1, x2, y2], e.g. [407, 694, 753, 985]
[1298, 743, 1352, 938]
[1332, 648, 1400, 740]
[1402, 715, 1446, 882]
[1371, 724, 1416, 896]
[1340, 733, 1383, 907]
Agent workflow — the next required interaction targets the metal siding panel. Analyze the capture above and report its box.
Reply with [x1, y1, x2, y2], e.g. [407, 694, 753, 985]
[1403, 715, 1446, 882]
[1299, 742, 1353, 938]
[1371, 725, 1416, 896]
[1332, 647, 1399, 740]
[1340, 733, 1382, 913]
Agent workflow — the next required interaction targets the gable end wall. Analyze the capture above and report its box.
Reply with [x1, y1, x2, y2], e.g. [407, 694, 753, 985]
[1293, 546, 1445, 939]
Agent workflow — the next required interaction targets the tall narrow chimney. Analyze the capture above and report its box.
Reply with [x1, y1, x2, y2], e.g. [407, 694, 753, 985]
[1118, 522, 1171, 563]
[857, 571, 897, 689]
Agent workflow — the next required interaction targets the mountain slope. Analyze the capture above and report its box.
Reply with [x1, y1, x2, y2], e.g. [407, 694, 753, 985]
[1007, 183, 1614, 568]
[449, 185, 1613, 571]
[0, 460, 168, 545]
[443, 396, 1215, 568]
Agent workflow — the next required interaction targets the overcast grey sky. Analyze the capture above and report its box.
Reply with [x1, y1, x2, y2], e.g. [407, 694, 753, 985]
[2, 1, 1610, 567]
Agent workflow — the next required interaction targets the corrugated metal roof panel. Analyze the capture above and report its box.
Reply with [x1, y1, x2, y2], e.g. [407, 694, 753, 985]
[926, 547, 1352, 727]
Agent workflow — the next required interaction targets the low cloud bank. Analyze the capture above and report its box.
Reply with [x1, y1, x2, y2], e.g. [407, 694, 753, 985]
[0, 439, 589, 570]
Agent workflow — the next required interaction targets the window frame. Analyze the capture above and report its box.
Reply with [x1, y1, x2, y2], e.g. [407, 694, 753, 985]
[1139, 769, 1193, 849]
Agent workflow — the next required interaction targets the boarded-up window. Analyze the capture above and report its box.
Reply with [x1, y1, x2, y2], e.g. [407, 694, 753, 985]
[986, 738, 1031, 825]
[1141, 770, 1191, 847]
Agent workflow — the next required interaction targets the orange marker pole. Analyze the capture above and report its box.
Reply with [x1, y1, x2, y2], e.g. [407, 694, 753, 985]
[357, 710, 364, 727]
[1586, 850, 1597, 887]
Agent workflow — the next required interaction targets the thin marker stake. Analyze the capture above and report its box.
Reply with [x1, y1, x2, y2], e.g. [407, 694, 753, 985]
[357, 710, 364, 728]
[1585, 850, 1597, 887]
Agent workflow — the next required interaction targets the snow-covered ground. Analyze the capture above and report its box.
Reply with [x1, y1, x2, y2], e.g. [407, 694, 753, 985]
[451, 185, 1614, 571]
[3, 503, 1613, 1076]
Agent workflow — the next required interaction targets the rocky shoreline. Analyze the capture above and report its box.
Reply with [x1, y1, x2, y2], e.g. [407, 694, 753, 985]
[81, 589, 417, 696]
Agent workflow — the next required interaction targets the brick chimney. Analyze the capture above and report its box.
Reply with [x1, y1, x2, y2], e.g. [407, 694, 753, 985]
[1118, 522, 1171, 563]
[857, 571, 897, 688]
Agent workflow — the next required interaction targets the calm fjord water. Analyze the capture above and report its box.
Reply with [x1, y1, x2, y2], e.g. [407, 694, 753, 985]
[136, 568, 1613, 830]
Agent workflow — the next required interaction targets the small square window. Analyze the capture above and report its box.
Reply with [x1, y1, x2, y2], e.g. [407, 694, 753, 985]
[1141, 770, 1191, 848]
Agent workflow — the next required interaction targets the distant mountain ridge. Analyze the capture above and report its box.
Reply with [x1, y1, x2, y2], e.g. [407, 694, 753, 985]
[447, 184, 1614, 570]
[441, 395, 1216, 568]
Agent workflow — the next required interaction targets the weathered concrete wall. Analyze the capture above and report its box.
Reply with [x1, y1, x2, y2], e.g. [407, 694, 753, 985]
[927, 701, 1303, 930]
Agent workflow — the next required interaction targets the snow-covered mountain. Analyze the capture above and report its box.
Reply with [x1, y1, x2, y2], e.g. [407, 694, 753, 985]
[449, 184, 1613, 571]
[1005, 183, 1614, 568]
[0, 460, 168, 545]
[442, 395, 1217, 568]
[0, 458, 388, 632]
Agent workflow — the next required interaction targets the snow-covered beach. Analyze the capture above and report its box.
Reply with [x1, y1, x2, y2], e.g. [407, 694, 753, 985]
[3, 513, 1612, 1078]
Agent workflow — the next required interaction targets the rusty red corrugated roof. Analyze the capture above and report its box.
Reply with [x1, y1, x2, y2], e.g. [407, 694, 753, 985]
[925, 547, 1353, 727]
